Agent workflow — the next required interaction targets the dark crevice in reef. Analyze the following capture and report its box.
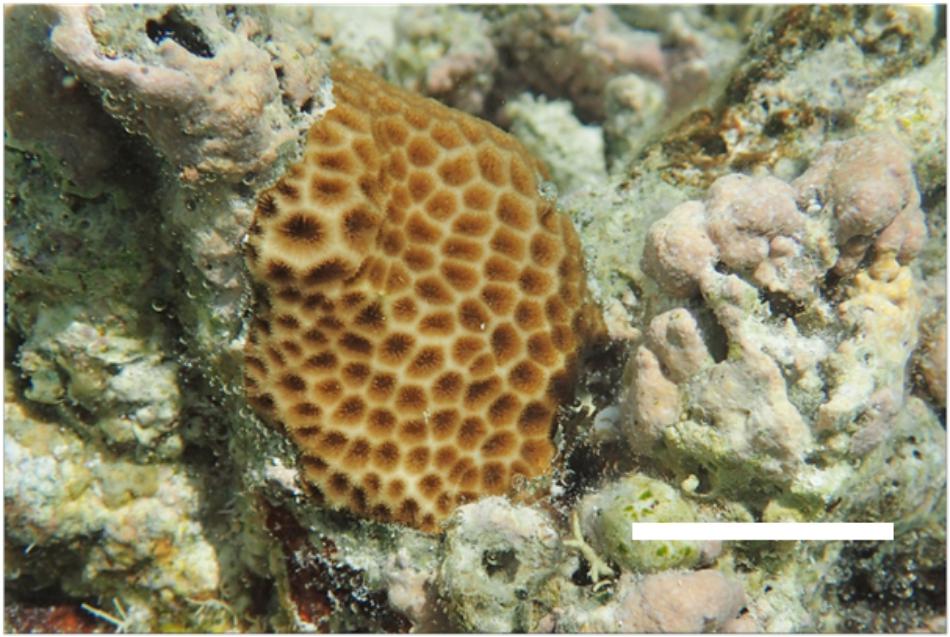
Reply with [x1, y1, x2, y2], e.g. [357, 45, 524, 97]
[760, 288, 806, 321]
[820, 267, 845, 301]
[260, 500, 412, 632]
[556, 337, 632, 499]
[921, 183, 947, 216]
[4, 323, 28, 387]
[835, 539, 947, 632]
[696, 306, 729, 364]
[935, 5, 947, 43]
[222, 4, 241, 31]
[3, 542, 115, 632]
[4, 598, 115, 633]
[146, 9, 214, 58]
[482, 547, 520, 582]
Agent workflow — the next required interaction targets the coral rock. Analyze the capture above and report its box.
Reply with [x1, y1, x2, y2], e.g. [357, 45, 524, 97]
[705, 173, 805, 273]
[579, 569, 746, 633]
[617, 570, 746, 633]
[629, 133, 929, 497]
[794, 133, 925, 274]
[818, 254, 922, 431]
[504, 93, 608, 196]
[391, 6, 497, 114]
[244, 62, 600, 532]
[692, 329, 813, 468]
[918, 319, 946, 408]
[628, 345, 681, 440]
[641, 200, 718, 298]
[492, 6, 666, 121]
[438, 497, 562, 632]
[48, 5, 314, 179]
[645, 308, 713, 383]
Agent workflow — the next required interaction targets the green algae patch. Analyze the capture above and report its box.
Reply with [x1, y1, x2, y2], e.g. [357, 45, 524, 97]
[579, 473, 703, 573]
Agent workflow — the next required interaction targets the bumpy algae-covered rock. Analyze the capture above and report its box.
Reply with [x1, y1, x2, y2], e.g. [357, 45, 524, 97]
[624, 134, 930, 508]
[654, 9, 747, 113]
[305, 6, 396, 72]
[17, 305, 182, 459]
[4, 377, 221, 631]
[817, 256, 922, 433]
[631, 5, 940, 190]
[639, 134, 925, 303]
[562, 569, 746, 633]
[740, 557, 824, 632]
[561, 170, 692, 303]
[735, 406, 945, 633]
[855, 47, 947, 196]
[5, 88, 181, 461]
[833, 511, 946, 632]
[390, 6, 496, 114]
[504, 93, 607, 196]
[487, 5, 665, 122]
[608, 128, 942, 632]
[916, 316, 947, 408]
[614, 5, 752, 106]
[438, 497, 565, 633]
[613, 570, 746, 633]
[160, 178, 256, 383]
[602, 72, 665, 167]
[794, 134, 925, 275]
[4, 147, 161, 333]
[630, 270, 824, 493]
[838, 396, 946, 525]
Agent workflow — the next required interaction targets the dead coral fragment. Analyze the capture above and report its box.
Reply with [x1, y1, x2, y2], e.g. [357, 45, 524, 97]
[245, 62, 600, 532]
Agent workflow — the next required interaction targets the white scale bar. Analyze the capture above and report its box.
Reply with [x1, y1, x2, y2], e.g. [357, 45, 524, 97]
[631, 522, 893, 542]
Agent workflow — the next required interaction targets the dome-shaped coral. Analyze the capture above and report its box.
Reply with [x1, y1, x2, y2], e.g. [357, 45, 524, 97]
[244, 62, 601, 532]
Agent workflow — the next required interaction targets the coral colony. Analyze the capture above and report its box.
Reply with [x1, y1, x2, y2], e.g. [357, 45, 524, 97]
[245, 63, 601, 531]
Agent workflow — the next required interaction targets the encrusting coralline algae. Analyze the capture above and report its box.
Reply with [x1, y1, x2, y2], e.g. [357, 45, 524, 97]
[4, 4, 945, 633]
[629, 132, 926, 488]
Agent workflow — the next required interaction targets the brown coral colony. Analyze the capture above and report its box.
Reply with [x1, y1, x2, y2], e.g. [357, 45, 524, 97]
[245, 62, 597, 532]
